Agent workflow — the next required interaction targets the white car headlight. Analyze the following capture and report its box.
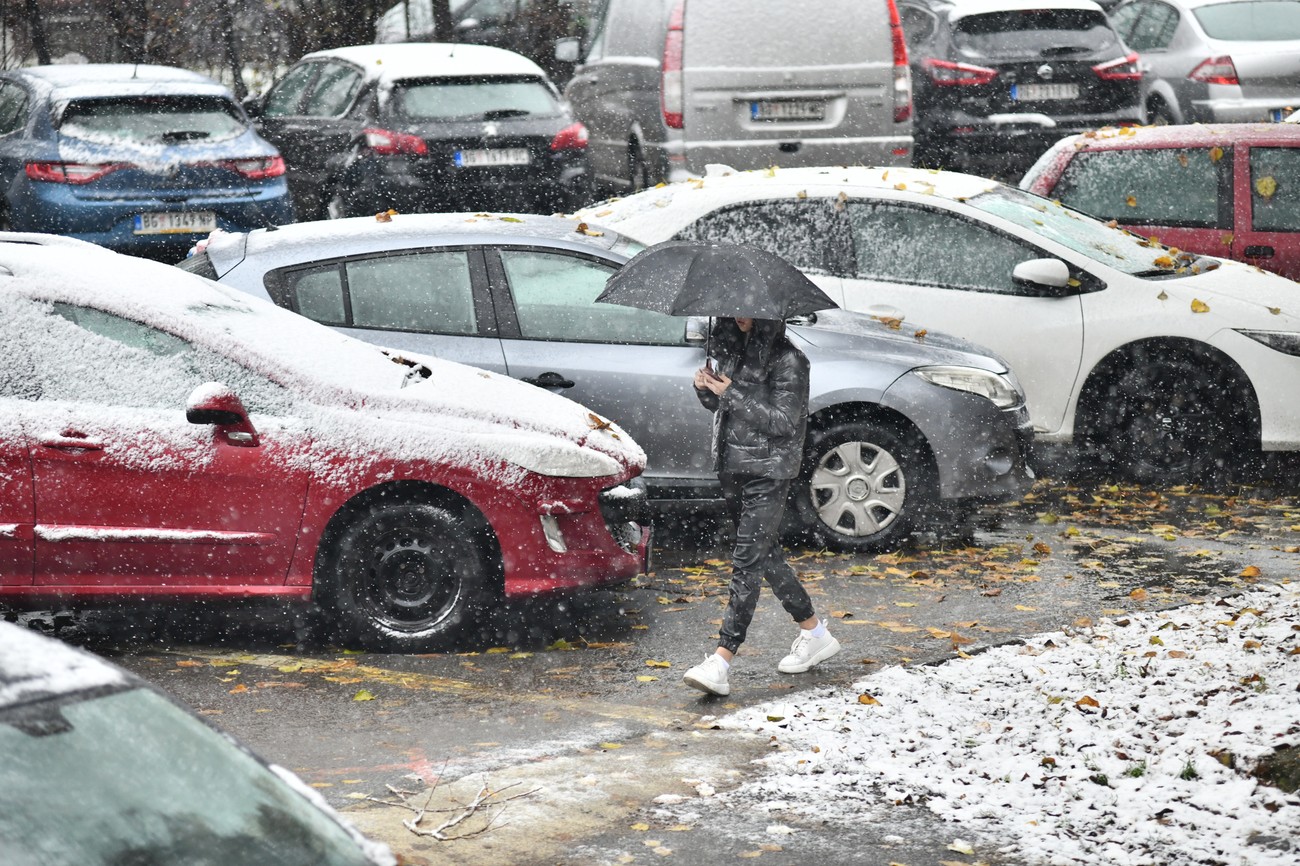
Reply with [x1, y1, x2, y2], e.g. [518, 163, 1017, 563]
[913, 365, 1023, 409]
[1236, 329, 1300, 357]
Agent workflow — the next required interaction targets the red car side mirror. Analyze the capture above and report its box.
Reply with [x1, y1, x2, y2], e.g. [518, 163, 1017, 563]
[186, 383, 259, 446]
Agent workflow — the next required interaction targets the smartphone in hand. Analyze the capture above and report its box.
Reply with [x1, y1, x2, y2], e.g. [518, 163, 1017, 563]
[703, 358, 722, 381]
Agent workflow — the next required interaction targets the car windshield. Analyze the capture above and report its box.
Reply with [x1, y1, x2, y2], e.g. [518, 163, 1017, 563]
[59, 95, 247, 144]
[1193, 1, 1300, 40]
[966, 186, 1200, 276]
[953, 10, 1118, 57]
[392, 75, 560, 121]
[0, 686, 375, 866]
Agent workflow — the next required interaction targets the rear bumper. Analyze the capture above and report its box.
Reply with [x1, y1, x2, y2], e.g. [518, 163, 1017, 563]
[917, 106, 1142, 151]
[667, 134, 914, 181]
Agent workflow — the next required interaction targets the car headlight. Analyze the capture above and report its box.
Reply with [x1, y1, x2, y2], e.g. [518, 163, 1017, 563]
[1236, 329, 1300, 357]
[913, 365, 1023, 409]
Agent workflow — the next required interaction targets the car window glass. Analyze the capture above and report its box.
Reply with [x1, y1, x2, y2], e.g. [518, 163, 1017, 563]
[1107, 2, 1142, 41]
[846, 202, 1040, 294]
[302, 63, 362, 117]
[1052, 147, 1226, 228]
[0, 82, 28, 135]
[346, 252, 478, 334]
[675, 201, 845, 276]
[393, 76, 560, 121]
[1193, 1, 1300, 39]
[263, 63, 319, 117]
[1250, 147, 1300, 232]
[59, 96, 246, 144]
[899, 7, 935, 47]
[33, 303, 288, 413]
[286, 267, 348, 325]
[500, 250, 684, 345]
[954, 10, 1118, 56]
[1125, 2, 1179, 50]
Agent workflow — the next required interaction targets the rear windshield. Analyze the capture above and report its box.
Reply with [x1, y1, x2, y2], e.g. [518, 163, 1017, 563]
[59, 95, 247, 144]
[392, 76, 560, 121]
[954, 10, 1118, 57]
[1193, 1, 1300, 40]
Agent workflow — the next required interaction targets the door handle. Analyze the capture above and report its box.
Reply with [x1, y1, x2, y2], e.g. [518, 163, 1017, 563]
[40, 435, 104, 453]
[521, 372, 575, 390]
[1244, 245, 1274, 258]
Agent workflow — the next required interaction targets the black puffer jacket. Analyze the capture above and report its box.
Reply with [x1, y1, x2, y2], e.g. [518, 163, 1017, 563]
[695, 318, 810, 479]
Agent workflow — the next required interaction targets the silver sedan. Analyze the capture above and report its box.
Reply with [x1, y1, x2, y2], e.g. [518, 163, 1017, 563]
[185, 213, 1036, 552]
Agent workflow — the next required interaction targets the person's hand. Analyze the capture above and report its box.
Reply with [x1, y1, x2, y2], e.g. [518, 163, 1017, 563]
[693, 367, 712, 390]
[701, 370, 731, 396]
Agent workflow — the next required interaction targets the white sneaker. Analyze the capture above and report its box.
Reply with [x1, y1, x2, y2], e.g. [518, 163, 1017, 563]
[778, 630, 841, 674]
[683, 654, 730, 696]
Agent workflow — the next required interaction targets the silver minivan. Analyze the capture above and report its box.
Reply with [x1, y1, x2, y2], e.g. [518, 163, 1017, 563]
[563, 0, 914, 193]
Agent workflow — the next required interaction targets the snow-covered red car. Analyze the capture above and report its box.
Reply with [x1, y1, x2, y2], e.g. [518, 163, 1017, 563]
[0, 235, 648, 651]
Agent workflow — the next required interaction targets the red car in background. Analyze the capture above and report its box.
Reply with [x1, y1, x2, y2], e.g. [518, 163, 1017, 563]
[1021, 123, 1300, 281]
[0, 235, 649, 651]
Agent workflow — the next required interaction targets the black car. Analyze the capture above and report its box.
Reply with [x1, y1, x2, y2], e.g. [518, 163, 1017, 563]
[245, 42, 590, 220]
[899, 0, 1143, 169]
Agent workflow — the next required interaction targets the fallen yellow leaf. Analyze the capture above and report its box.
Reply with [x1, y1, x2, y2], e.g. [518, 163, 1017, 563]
[1191, 299, 1210, 313]
[352, 689, 376, 702]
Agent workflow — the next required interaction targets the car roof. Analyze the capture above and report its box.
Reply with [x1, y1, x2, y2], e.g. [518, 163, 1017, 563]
[214, 211, 631, 264]
[298, 42, 549, 82]
[6, 63, 233, 100]
[0, 622, 128, 708]
[923, 0, 1105, 18]
[1064, 123, 1300, 151]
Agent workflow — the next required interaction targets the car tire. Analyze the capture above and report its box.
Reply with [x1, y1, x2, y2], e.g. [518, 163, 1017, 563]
[790, 418, 935, 553]
[628, 141, 651, 193]
[321, 500, 493, 651]
[1087, 354, 1252, 486]
[1147, 98, 1177, 126]
[324, 189, 349, 220]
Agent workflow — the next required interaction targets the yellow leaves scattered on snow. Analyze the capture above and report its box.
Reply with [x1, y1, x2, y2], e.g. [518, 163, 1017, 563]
[858, 693, 881, 706]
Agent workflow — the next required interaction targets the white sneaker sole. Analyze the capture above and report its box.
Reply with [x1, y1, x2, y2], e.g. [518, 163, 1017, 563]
[778, 637, 841, 674]
[683, 672, 730, 696]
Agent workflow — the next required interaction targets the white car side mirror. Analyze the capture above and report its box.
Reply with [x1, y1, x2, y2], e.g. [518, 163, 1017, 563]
[1013, 258, 1071, 290]
[555, 37, 581, 64]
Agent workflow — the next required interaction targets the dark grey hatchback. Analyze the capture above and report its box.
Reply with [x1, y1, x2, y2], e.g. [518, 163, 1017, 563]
[246, 42, 590, 221]
[900, 0, 1143, 169]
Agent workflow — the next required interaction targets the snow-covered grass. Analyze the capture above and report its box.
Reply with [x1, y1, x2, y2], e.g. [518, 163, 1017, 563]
[721, 583, 1300, 866]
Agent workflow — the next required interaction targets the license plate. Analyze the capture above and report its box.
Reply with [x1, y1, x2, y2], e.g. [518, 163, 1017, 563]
[1271, 108, 1291, 122]
[1011, 83, 1079, 102]
[133, 211, 217, 235]
[453, 148, 531, 168]
[750, 99, 826, 122]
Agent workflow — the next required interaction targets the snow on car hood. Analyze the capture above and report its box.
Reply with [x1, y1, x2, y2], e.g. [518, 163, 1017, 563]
[792, 308, 1011, 373]
[0, 621, 126, 707]
[1146, 257, 1300, 333]
[0, 239, 645, 483]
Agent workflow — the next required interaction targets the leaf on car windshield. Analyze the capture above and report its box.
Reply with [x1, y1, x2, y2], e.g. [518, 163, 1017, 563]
[1178, 153, 1190, 168]
[1210, 146, 1225, 163]
[1153, 255, 1175, 268]
[1255, 176, 1278, 199]
[1126, 195, 1137, 208]
[1191, 299, 1210, 313]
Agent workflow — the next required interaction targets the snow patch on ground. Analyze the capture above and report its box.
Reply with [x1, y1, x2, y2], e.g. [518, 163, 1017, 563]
[718, 584, 1300, 865]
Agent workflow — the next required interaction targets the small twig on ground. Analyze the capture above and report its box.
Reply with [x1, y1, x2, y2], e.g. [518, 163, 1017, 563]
[398, 781, 539, 841]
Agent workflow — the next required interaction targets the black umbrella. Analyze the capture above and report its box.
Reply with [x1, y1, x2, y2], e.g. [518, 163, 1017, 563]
[596, 240, 839, 320]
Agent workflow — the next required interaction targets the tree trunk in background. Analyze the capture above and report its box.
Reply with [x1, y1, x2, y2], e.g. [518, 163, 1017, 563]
[218, 0, 245, 99]
[22, 0, 49, 64]
[432, 0, 452, 40]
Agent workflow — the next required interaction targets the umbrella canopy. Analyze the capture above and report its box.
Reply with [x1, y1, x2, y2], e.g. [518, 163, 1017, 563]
[596, 240, 838, 320]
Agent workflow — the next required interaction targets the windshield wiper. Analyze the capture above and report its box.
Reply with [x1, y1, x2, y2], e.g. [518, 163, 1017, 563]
[159, 130, 211, 143]
[480, 108, 530, 120]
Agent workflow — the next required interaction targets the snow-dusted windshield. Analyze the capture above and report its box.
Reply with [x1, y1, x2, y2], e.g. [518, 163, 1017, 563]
[966, 187, 1188, 276]
[393, 76, 560, 121]
[0, 686, 376, 865]
[59, 96, 248, 144]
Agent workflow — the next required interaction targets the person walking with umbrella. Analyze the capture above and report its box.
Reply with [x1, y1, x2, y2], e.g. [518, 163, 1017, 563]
[597, 241, 841, 696]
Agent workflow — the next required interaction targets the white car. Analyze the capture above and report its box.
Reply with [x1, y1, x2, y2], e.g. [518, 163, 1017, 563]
[579, 165, 1300, 481]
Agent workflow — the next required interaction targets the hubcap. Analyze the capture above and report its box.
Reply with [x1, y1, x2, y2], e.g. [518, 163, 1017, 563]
[809, 441, 906, 538]
[364, 531, 457, 628]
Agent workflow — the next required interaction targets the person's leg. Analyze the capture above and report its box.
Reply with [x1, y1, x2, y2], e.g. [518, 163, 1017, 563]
[685, 473, 752, 695]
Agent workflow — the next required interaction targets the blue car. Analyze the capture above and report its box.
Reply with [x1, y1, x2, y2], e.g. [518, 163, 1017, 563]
[0, 64, 295, 258]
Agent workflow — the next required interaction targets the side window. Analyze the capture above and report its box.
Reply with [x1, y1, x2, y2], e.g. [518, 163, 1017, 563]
[1250, 147, 1300, 233]
[675, 200, 848, 276]
[846, 203, 1040, 295]
[1108, 2, 1144, 42]
[284, 268, 347, 325]
[899, 7, 936, 48]
[1128, 2, 1179, 51]
[31, 304, 287, 413]
[263, 63, 319, 118]
[346, 252, 477, 333]
[301, 63, 363, 118]
[500, 250, 684, 345]
[0, 82, 28, 135]
[1052, 148, 1228, 228]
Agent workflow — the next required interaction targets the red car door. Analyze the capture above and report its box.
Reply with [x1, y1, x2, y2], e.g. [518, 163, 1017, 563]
[1239, 143, 1300, 281]
[0, 413, 34, 586]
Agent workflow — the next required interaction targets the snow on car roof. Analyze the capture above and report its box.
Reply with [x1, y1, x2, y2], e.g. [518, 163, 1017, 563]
[302, 42, 549, 83]
[0, 237, 644, 485]
[579, 165, 1002, 242]
[945, 0, 1105, 18]
[1062, 122, 1300, 150]
[14, 63, 233, 101]
[0, 621, 127, 708]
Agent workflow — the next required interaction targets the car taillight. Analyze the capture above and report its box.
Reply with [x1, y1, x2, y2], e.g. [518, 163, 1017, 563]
[363, 128, 428, 156]
[25, 161, 125, 184]
[924, 59, 998, 86]
[550, 121, 589, 151]
[220, 155, 286, 180]
[1093, 52, 1142, 81]
[661, 0, 685, 130]
[1188, 56, 1239, 86]
[887, 0, 912, 122]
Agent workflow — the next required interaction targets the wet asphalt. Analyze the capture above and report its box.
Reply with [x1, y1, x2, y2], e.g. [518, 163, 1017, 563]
[24, 466, 1300, 866]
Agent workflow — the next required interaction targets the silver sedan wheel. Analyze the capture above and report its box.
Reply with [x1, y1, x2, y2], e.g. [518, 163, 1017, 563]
[808, 441, 907, 537]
